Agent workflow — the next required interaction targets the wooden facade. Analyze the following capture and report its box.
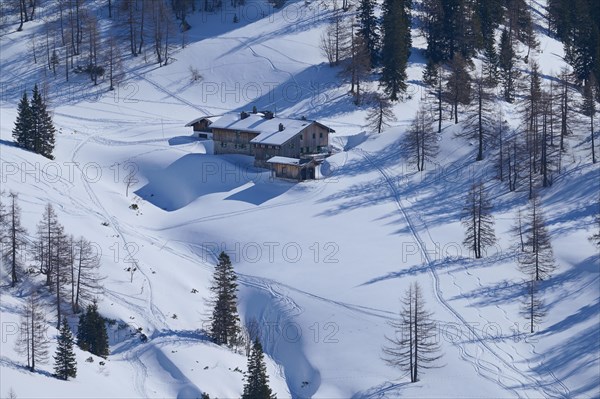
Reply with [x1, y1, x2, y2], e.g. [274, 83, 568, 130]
[212, 128, 259, 156]
[199, 112, 333, 179]
[267, 158, 317, 180]
[186, 117, 214, 139]
[252, 123, 330, 168]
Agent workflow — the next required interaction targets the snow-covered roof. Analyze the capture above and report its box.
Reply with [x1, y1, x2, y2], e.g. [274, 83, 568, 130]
[266, 156, 307, 166]
[210, 113, 332, 146]
[185, 116, 219, 127]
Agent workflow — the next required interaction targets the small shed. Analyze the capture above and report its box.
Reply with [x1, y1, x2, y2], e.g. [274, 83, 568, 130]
[266, 156, 316, 180]
[185, 116, 216, 139]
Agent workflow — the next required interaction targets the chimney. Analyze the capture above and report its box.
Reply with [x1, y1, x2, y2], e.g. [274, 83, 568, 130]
[264, 111, 274, 120]
[252, 105, 258, 114]
[278, 123, 284, 131]
[240, 111, 249, 120]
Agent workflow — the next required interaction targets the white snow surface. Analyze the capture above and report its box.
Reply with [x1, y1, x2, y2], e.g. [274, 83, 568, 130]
[0, 0, 598, 398]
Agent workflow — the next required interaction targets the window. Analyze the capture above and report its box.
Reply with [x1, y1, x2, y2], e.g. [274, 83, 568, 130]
[282, 166, 287, 175]
[290, 143, 295, 149]
[299, 135, 303, 140]
[319, 132, 323, 138]
[312, 133, 316, 139]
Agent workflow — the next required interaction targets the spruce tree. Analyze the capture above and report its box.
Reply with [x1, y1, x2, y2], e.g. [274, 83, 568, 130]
[482, 40, 499, 87]
[422, 0, 481, 63]
[29, 84, 55, 159]
[380, 0, 411, 100]
[499, 29, 518, 103]
[12, 92, 33, 150]
[209, 252, 240, 347]
[242, 339, 275, 399]
[54, 317, 77, 380]
[77, 300, 109, 358]
[581, 73, 597, 164]
[357, 0, 379, 66]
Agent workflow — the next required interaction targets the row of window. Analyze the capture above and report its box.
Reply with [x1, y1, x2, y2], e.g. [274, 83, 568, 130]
[220, 142, 247, 149]
[299, 132, 324, 140]
[219, 142, 323, 153]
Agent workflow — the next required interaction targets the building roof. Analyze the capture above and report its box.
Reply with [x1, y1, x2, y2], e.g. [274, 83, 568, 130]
[185, 116, 219, 127]
[266, 156, 310, 166]
[209, 113, 334, 146]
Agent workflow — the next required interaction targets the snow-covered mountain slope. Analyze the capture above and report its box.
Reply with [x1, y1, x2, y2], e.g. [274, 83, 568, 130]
[1, 0, 598, 397]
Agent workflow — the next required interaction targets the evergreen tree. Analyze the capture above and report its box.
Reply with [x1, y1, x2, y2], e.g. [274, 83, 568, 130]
[462, 182, 496, 259]
[475, 0, 503, 52]
[422, 60, 439, 88]
[421, 0, 480, 63]
[12, 92, 33, 150]
[54, 317, 77, 380]
[482, 40, 499, 87]
[499, 29, 518, 103]
[581, 73, 598, 163]
[242, 339, 275, 399]
[357, 0, 379, 66]
[383, 282, 441, 382]
[563, 0, 599, 82]
[208, 252, 240, 347]
[380, 0, 411, 100]
[29, 84, 55, 159]
[77, 300, 109, 358]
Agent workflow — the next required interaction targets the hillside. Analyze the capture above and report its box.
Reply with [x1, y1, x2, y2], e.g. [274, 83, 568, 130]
[0, 0, 598, 398]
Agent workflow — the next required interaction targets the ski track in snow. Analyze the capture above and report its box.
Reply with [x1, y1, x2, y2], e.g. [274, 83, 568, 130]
[355, 148, 571, 399]
[130, 70, 211, 116]
[71, 133, 169, 332]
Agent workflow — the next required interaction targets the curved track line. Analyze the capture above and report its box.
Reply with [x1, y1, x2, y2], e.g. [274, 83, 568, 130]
[356, 148, 570, 398]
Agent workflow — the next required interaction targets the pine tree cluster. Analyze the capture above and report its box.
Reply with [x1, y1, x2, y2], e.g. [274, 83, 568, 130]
[12, 84, 55, 159]
[77, 301, 110, 358]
